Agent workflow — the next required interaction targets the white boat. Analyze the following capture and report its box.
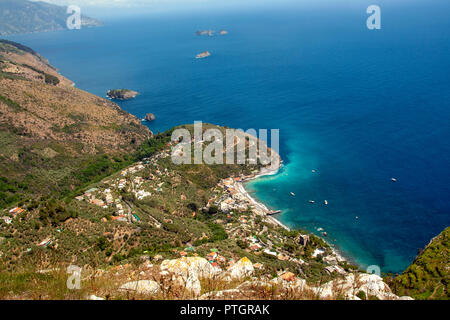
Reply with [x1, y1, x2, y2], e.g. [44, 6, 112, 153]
[324, 200, 328, 205]
[391, 178, 397, 182]
[309, 200, 315, 204]
[290, 192, 295, 196]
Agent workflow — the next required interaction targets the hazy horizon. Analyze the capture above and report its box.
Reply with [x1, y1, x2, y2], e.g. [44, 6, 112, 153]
[28, 0, 431, 20]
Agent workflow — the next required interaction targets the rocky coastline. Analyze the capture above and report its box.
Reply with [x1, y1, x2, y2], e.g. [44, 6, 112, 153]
[236, 151, 351, 266]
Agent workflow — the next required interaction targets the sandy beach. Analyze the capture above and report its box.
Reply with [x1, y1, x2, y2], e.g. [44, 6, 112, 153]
[238, 155, 349, 264]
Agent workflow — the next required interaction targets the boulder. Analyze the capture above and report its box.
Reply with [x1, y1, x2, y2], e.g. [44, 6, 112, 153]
[160, 257, 218, 279]
[280, 272, 296, 282]
[313, 273, 413, 300]
[223, 257, 254, 280]
[159, 257, 219, 296]
[174, 274, 202, 297]
[118, 280, 160, 296]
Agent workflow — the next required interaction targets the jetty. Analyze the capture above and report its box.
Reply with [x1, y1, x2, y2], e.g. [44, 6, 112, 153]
[267, 210, 281, 216]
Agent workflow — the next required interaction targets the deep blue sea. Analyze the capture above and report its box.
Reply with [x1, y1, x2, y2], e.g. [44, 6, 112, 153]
[7, 0, 450, 273]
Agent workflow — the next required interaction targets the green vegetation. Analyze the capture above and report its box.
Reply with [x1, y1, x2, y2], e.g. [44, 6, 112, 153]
[0, 93, 23, 112]
[0, 39, 37, 55]
[44, 73, 60, 85]
[0, 0, 102, 36]
[0, 176, 27, 208]
[38, 199, 78, 226]
[20, 63, 60, 86]
[388, 227, 449, 300]
[0, 130, 171, 211]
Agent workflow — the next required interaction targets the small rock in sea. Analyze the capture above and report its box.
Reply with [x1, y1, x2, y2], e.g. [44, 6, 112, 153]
[196, 51, 211, 59]
[106, 89, 139, 100]
[144, 113, 155, 121]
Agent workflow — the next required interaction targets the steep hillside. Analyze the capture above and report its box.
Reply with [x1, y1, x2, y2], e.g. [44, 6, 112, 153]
[0, 0, 102, 36]
[391, 227, 449, 300]
[0, 124, 410, 300]
[0, 41, 419, 301]
[0, 39, 152, 207]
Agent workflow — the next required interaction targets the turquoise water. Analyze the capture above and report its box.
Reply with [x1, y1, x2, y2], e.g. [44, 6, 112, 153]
[7, 0, 450, 272]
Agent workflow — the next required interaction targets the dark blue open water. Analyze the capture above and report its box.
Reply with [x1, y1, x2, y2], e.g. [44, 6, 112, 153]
[7, 0, 450, 272]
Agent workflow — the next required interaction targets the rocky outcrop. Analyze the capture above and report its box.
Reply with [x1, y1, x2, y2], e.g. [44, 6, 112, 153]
[144, 113, 155, 122]
[161, 256, 219, 279]
[312, 273, 412, 300]
[195, 51, 211, 59]
[195, 30, 214, 36]
[109, 255, 412, 300]
[119, 280, 161, 296]
[200, 271, 412, 300]
[222, 257, 254, 280]
[160, 257, 221, 296]
[107, 89, 139, 100]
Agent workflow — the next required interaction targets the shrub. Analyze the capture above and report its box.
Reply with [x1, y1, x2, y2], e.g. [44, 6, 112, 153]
[44, 74, 60, 85]
[356, 290, 366, 300]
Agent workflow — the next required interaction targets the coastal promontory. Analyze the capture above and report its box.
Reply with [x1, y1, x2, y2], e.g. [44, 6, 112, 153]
[0, 0, 102, 36]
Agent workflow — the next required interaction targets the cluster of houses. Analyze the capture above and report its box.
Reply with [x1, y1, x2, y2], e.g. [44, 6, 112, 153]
[120, 163, 145, 176]
[73, 154, 175, 224]
[210, 178, 299, 263]
[206, 176, 347, 276]
[0, 207, 26, 226]
[205, 250, 235, 269]
[215, 177, 254, 214]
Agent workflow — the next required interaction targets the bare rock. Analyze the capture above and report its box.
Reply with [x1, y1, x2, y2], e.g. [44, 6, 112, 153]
[118, 280, 160, 296]
[160, 257, 219, 296]
[144, 113, 155, 121]
[222, 257, 254, 280]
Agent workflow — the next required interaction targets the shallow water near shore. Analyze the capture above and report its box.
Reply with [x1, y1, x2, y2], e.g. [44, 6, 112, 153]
[7, 0, 450, 273]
